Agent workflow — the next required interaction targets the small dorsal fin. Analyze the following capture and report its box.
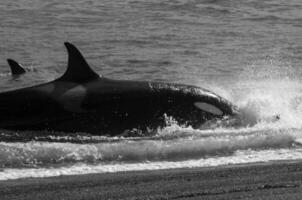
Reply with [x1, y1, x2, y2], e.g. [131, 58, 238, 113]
[56, 42, 100, 83]
[7, 59, 26, 75]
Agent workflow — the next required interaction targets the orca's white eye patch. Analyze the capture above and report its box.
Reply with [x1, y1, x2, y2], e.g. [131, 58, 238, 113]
[194, 102, 223, 115]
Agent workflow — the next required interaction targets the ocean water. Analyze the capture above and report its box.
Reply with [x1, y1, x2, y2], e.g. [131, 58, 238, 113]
[1, 0, 302, 180]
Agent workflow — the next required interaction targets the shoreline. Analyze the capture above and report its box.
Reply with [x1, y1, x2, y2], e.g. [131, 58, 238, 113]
[1, 160, 302, 199]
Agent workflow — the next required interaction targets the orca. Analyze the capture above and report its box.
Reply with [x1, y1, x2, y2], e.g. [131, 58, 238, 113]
[0, 42, 239, 136]
[6, 59, 26, 75]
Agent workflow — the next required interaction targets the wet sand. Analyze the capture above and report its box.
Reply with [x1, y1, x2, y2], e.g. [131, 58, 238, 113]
[1, 161, 302, 200]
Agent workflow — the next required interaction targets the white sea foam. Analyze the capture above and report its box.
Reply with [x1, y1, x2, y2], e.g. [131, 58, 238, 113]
[0, 126, 296, 169]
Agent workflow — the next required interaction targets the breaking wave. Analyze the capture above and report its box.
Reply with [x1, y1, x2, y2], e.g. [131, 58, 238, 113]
[0, 127, 295, 169]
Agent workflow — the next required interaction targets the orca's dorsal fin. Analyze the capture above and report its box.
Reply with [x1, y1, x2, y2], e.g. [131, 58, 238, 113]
[56, 42, 100, 83]
[6, 59, 26, 75]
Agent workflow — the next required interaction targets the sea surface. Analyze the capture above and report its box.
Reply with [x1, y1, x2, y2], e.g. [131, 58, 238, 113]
[0, 0, 302, 180]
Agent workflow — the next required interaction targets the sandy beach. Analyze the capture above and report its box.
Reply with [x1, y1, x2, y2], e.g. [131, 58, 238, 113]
[1, 160, 302, 200]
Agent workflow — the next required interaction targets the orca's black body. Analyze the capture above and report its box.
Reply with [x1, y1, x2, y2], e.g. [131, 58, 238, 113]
[0, 43, 239, 136]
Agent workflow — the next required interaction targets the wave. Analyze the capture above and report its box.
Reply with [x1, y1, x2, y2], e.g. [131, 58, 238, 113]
[2, 147, 302, 181]
[0, 125, 296, 169]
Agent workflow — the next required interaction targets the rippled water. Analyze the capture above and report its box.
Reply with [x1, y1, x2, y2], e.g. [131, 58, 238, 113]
[0, 0, 302, 180]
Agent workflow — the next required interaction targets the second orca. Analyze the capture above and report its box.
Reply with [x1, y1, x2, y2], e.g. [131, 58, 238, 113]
[7, 58, 26, 76]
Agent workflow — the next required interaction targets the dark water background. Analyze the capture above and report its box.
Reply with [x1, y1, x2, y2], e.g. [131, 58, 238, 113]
[0, 0, 302, 180]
